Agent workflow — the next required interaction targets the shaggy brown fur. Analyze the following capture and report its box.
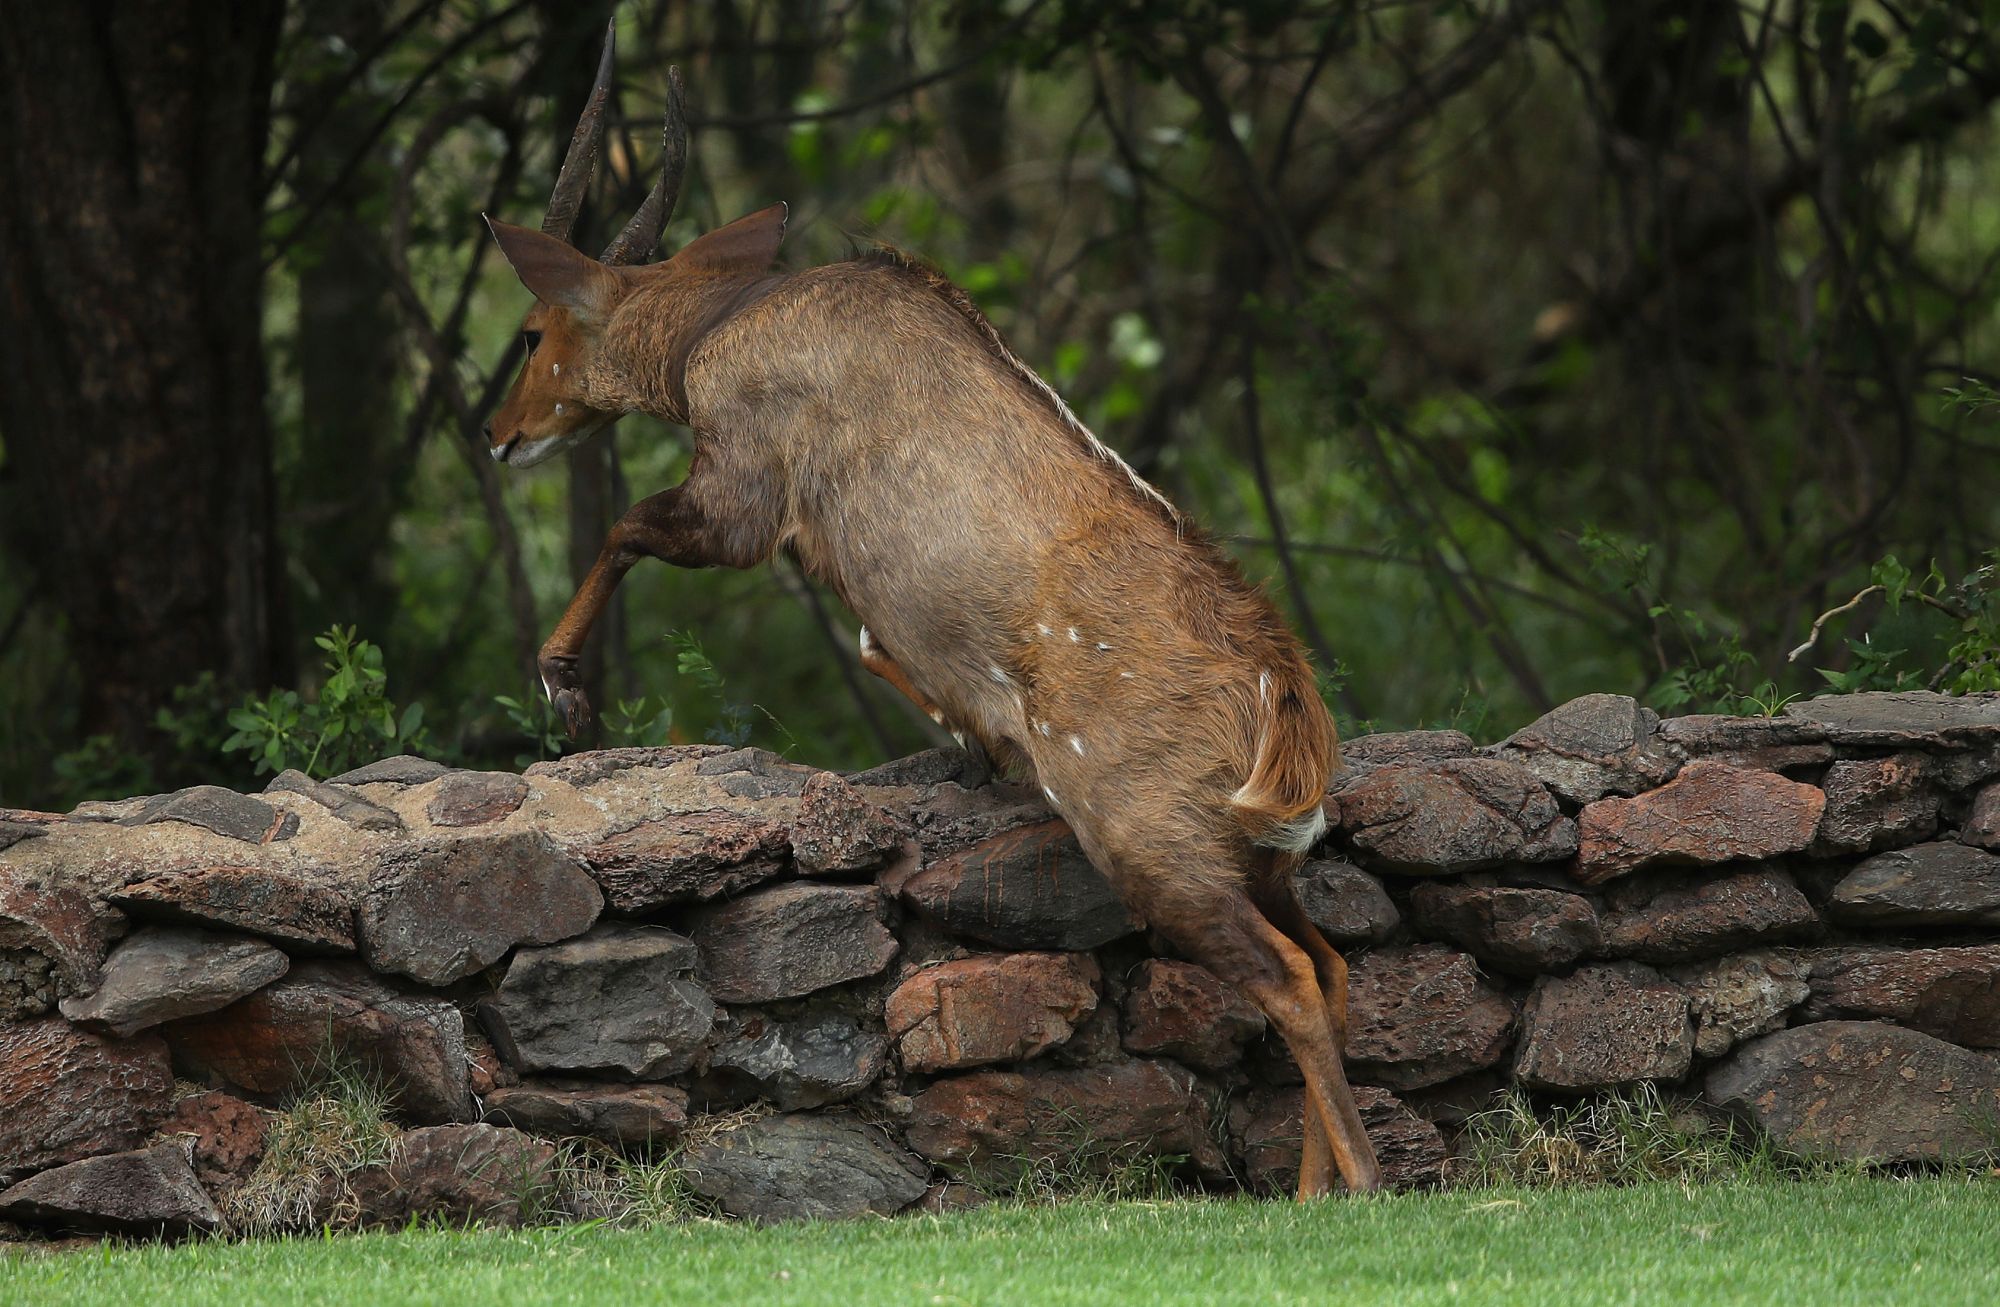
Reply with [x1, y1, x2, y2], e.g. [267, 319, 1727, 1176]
[481, 203, 1382, 1197]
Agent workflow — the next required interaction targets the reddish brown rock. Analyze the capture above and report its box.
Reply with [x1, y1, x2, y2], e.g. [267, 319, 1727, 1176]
[1119, 959, 1264, 1072]
[691, 882, 898, 1003]
[576, 811, 790, 912]
[1653, 714, 1832, 772]
[111, 865, 357, 954]
[791, 773, 905, 875]
[1667, 950, 1810, 1057]
[1497, 693, 1680, 803]
[1293, 859, 1400, 945]
[1341, 730, 1478, 766]
[1598, 868, 1818, 963]
[1811, 754, 1939, 855]
[887, 952, 1100, 1074]
[1345, 946, 1517, 1090]
[359, 831, 602, 985]
[0, 1142, 222, 1237]
[60, 926, 289, 1037]
[0, 868, 119, 988]
[1575, 761, 1824, 883]
[0, 1019, 172, 1176]
[1407, 882, 1600, 973]
[482, 1082, 689, 1148]
[344, 1124, 557, 1229]
[904, 1059, 1228, 1180]
[1707, 1020, 2000, 1163]
[156, 1090, 267, 1194]
[1963, 781, 2000, 851]
[900, 820, 1140, 950]
[1331, 758, 1576, 875]
[1229, 1085, 1447, 1194]
[1512, 963, 1692, 1091]
[424, 771, 528, 828]
[1828, 842, 2000, 926]
[165, 961, 470, 1123]
[1804, 946, 2000, 1048]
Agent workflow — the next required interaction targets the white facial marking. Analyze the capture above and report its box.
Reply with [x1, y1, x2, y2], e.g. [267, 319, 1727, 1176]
[490, 444, 506, 463]
[554, 402, 565, 415]
[1069, 735, 1085, 756]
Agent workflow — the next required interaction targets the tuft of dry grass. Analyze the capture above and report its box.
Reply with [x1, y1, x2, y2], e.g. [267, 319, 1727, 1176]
[222, 1061, 398, 1236]
[1458, 1084, 1752, 1189]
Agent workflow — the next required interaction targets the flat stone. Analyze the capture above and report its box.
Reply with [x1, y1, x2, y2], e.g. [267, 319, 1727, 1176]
[1496, 694, 1679, 803]
[904, 1059, 1229, 1181]
[1330, 758, 1576, 875]
[0, 822, 46, 853]
[1812, 754, 1939, 855]
[697, 1010, 889, 1110]
[685, 1113, 928, 1222]
[345, 1124, 557, 1229]
[1120, 959, 1264, 1072]
[1828, 842, 2000, 927]
[899, 820, 1141, 949]
[1574, 761, 1824, 883]
[1345, 946, 1517, 1090]
[1962, 782, 2000, 850]
[1512, 963, 1692, 1092]
[60, 926, 289, 1037]
[132, 785, 288, 844]
[887, 952, 1100, 1074]
[164, 961, 470, 1123]
[327, 755, 451, 786]
[1781, 691, 2000, 746]
[791, 772, 905, 875]
[360, 831, 601, 984]
[1340, 731, 1478, 766]
[424, 771, 528, 827]
[1654, 714, 1833, 772]
[111, 865, 357, 954]
[480, 925, 713, 1080]
[1598, 868, 1818, 963]
[157, 1090, 267, 1194]
[0, 868, 119, 988]
[0, 1019, 172, 1176]
[1293, 859, 1400, 945]
[1804, 946, 2000, 1048]
[523, 746, 714, 787]
[1665, 950, 1810, 1057]
[0, 1143, 221, 1237]
[848, 747, 986, 788]
[262, 770, 405, 833]
[1229, 1085, 1447, 1194]
[1407, 882, 1600, 973]
[696, 747, 817, 800]
[1707, 1021, 2000, 1163]
[481, 1082, 689, 1148]
[691, 882, 899, 1003]
[575, 812, 791, 912]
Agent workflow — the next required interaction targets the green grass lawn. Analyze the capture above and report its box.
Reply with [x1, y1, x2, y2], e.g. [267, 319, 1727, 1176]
[6, 1179, 1998, 1306]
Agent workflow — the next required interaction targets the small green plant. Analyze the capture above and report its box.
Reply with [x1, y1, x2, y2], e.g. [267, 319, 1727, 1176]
[603, 695, 675, 747]
[223, 626, 426, 778]
[671, 630, 753, 747]
[495, 691, 567, 768]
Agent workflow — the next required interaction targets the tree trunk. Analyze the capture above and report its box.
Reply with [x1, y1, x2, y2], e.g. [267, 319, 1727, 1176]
[0, 1, 287, 753]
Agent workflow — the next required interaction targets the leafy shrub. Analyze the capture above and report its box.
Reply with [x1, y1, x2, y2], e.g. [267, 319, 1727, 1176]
[223, 626, 426, 778]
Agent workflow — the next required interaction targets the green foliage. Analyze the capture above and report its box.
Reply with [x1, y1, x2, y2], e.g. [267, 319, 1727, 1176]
[671, 631, 753, 747]
[493, 692, 566, 770]
[223, 626, 427, 778]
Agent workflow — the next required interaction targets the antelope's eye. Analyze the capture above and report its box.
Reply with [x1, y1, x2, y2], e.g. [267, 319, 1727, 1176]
[523, 330, 543, 355]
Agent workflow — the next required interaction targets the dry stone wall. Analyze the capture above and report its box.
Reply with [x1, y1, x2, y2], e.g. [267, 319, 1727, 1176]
[6, 689, 2000, 1233]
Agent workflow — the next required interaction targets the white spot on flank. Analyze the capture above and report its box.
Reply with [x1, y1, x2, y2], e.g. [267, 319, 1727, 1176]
[1259, 671, 1271, 702]
[1095, 642, 1111, 652]
[988, 665, 1010, 684]
[552, 362, 561, 375]
[1119, 670, 1136, 680]
[1035, 720, 1051, 737]
[1037, 623, 1053, 637]
[1069, 735, 1085, 756]
[1067, 628, 1080, 643]
[1042, 786, 1060, 807]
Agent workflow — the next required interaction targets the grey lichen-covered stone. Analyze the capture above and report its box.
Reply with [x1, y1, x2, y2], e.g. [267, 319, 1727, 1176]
[360, 831, 601, 985]
[0, 1142, 222, 1237]
[424, 771, 529, 828]
[1707, 1021, 2000, 1163]
[111, 865, 358, 954]
[1293, 859, 1400, 945]
[482, 1082, 690, 1148]
[59, 926, 288, 1037]
[327, 755, 452, 787]
[576, 811, 791, 912]
[0, 821, 47, 853]
[1496, 694, 1680, 803]
[0, 868, 119, 988]
[685, 1113, 929, 1222]
[1407, 882, 1600, 973]
[899, 820, 1140, 950]
[130, 785, 288, 843]
[1780, 691, 2000, 747]
[1229, 1085, 1448, 1194]
[1340, 730, 1478, 766]
[1654, 714, 1833, 773]
[692, 882, 900, 1004]
[1331, 758, 1576, 875]
[695, 746, 817, 799]
[481, 925, 714, 1080]
[1666, 950, 1810, 1058]
[1512, 963, 1693, 1092]
[698, 1010, 889, 1111]
[791, 772, 905, 875]
[1811, 754, 1940, 855]
[263, 769, 405, 833]
[1828, 842, 2000, 927]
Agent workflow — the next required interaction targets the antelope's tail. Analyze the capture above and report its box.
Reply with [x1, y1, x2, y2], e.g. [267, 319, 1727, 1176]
[1229, 660, 1338, 854]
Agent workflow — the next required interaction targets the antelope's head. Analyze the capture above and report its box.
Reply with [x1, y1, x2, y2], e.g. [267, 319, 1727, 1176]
[482, 25, 685, 469]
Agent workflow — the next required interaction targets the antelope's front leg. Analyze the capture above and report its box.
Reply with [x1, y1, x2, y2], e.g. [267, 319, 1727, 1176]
[539, 481, 739, 738]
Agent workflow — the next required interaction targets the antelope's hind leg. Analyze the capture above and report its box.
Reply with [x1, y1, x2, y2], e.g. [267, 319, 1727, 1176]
[1157, 885, 1382, 1198]
[1250, 869, 1357, 1198]
[858, 626, 994, 785]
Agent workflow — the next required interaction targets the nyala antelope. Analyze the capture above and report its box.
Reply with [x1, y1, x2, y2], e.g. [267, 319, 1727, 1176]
[481, 27, 1382, 1196]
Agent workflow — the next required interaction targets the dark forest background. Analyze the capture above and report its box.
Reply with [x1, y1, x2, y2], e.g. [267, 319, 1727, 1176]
[2, 0, 1997, 809]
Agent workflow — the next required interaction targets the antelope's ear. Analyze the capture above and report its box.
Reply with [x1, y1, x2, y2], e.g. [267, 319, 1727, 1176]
[672, 202, 788, 276]
[484, 216, 622, 321]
